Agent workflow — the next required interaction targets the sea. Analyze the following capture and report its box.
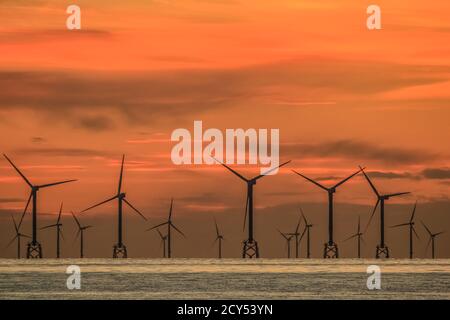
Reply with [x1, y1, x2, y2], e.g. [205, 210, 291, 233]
[0, 259, 449, 299]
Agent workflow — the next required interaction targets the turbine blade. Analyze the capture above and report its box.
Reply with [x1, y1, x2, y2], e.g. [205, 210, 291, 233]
[38, 179, 77, 189]
[213, 157, 248, 181]
[412, 227, 420, 239]
[71, 212, 81, 228]
[123, 198, 147, 221]
[343, 234, 358, 242]
[292, 170, 328, 191]
[171, 223, 186, 237]
[146, 222, 169, 232]
[5, 235, 18, 249]
[295, 216, 301, 234]
[300, 207, 308, 224]
[168, 198, 173, 221]
[359, 166, 380, 197]
[410, 201, 417, 223]
[243, 193, 249, 232]
[81, 195, 118, 213]
[390, 222, 410, 228]
[434, 231, 445, 237]
[299, 227, 307, 243]
[385, 192, 410, 198]
[156, 229, 164, 240]
[11, 214, 18, 233]
[365, 199, 380, 233]
[278, 230, 288, 240]
[421, 220, 433, 236]
[214, 218, 219, 237]
[118, 154, 125, 194]
[57, 202, 63, 224]
[3, 154, 33, 187]
[254, 160, 291, 180]
[21, 234, 31, 239]
[60, 229, 65, 241]
[425, 237, 432, 254]
[40, 224, 57, 230]
[18, 191, 32, 229]
[357, 215, 361, 234]
[333, 167, 364, 189]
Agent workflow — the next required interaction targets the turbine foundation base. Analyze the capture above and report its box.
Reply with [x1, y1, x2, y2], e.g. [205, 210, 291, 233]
[113, 244, 127, 258]
[27, 242, 43, 259]
[323, 242, 339, 258]
[376, 245, 389, 258]
[242, 240, 259, 258]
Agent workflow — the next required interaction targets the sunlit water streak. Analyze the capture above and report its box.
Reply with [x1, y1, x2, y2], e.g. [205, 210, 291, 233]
[0, 259, 449, 299]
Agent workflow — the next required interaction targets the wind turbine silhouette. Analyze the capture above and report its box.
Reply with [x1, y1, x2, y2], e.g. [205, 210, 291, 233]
[278, 230, 293, 258]
[390, 201, 419, 259]
[41, 202, 64, 258]
[156, 229, 167, 258]
[147, 199, 185, 258]
[286, 212, 303, 258]
[213, 218, 224, 259]
[81, 155, 147, 258]
[72, 212, 92, 258]
[301, 211, 313, 258]
[3, 154, 77, 258]
[6, 214, 30, 259]
[360, 166, 410, 258]
[421, 221, 444, 259]
[292, 167, 363, 258]
[344, 216, 365, 258]
[214, 158, 291, 258]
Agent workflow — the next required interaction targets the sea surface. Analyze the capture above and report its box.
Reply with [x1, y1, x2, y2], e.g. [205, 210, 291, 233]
[0, 259, 449, 299]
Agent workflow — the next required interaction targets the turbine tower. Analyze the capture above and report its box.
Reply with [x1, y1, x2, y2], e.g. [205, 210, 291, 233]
[390, 201, 419, 259]
[41, 202, 64, 258]
[213, 218, 224, 259]
[147, 199, 185, 258]
[360, 166, 410, 258]
[214, 158, 291, 258]
[292, 167, 363, 258]
[278, 230, 293, 258]
[421, 221, 444, 259]
[3, 154, 77, 258]
[343, 216, 365, 258]
[6, 214, 30, 259]
[81, 155, 147, 258]
[72, 212, 92, 258]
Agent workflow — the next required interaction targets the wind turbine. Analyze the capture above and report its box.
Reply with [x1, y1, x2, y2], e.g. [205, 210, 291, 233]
[278, 230, 293, 258]
[421, 221, 444, 259]
[213, 218, 224, 259]
[41, 202, 64, 258]
[156, 229, 167, 258]
[301, 211, 313, 258]
[292, 167, 363, 258]
[6, 214, 31, 259]
[343, 216, 365, 258]
[72, 212, 92, 258]
[214, 158, 291, 258]
[3, 154, 77, 258]
[390, 201, 419, 259]
[286, 212, 303, 258]
[360, 166, 410, 258]
[147, 199, 185, 258]
[81, 155, 147, 258]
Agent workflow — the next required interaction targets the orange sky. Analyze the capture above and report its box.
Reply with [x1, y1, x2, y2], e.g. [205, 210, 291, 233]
[0, 0, 449, 258]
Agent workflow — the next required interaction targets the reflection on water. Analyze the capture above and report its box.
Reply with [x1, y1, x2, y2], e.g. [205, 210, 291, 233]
[0, 259, 449, 299]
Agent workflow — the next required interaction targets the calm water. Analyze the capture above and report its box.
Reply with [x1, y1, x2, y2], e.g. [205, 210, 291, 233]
[0, 259, 449, 299]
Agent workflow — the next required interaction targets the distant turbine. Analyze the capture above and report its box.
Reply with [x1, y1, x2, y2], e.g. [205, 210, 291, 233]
[390, 201, 419, 259]
[344, 216, 365, 258]
[278, 230, 293, 258]
[360, 166, 410, 258]
[6, 214, 31, 259]
[72, 212, 92, 258]
[421, 221, 444, 259]
[81, 155, 147, 258]
[41, 202, 65, 258]
[213, 218, 224, 259]
[214, 158, 291, 258]
[156, 229, 167, 258]
[286, 211, 303, 258]
[301, 211, 313, 258]
[3, 154, 77, 258]
[147, 199, 185, 258]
